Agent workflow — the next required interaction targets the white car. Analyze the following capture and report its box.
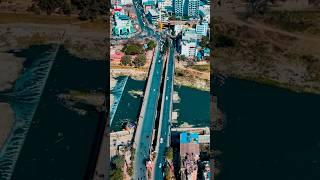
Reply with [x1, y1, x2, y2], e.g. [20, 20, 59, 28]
[160, 138, 163, 144]
[159, 163, 162, 168]
[165, 96, 168, 100]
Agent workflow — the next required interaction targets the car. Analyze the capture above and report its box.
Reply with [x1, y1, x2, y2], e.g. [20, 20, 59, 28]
[159, 163, 162, 168]
[160, 138, 163, 143]
[165, 96, 168, 100]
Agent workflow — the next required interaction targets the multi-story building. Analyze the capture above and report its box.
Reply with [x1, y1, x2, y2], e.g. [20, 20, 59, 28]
[187, 0, 200, 17]
[174, 0, 199, 17]
[174, 0, 184, 16]
[180, 132, 200, 180]
[180, 28, 198, 58]
[146, 9, 159, 25]
[196, 21, 208, 36]
[112, 12, 135, 37]
[199, 4, 210, 22]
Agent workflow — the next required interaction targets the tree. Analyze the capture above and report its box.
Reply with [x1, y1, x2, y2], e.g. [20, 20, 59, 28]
[111, 155, 125, 169]
[127, 166, 133, 176]
[62, 2, 72, 15]
[165, 147, 173, 161]
[179, 55, 187, 61]
[122, 44, 144, 55]
[110, 169, 123, 180]
[200, 36, 210, 48]
[120, 55, 132, 66]
[165, 166, 171, 180]
[247, 0, 269, 15]
[147, 40, 156, 50]
[133, 54, 146, 68]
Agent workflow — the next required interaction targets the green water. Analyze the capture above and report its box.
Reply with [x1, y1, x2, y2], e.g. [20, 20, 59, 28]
[10, 45, 106, 179]
[213, 77, 320, 180]
[111, 77, 210, 131]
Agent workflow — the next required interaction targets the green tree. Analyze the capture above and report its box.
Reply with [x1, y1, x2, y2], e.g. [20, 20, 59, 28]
[133, 54, 146, 68]
[112, 155, 125, 169]
[165, 166, 171, 180]
[62, 2, 72, 15]
[120, 55, 132, 66]
[178, 55, 187, 61]
[122, 44, 144, 55]
[165, 147, 173, 161]
[127, 166, 133, 176]
[200, 36, 209, 48]
[147, 40, 156, 50]
[110, 169, 123, 180]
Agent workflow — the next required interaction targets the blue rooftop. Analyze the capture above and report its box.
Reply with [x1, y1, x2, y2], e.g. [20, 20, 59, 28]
[180, 132, 199, 144]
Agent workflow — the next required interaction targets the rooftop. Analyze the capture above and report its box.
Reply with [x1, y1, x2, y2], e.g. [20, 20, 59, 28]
[180, 132, 199, 144]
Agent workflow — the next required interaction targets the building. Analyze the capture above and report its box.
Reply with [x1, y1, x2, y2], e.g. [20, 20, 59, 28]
[146, 9, 159, 25]
[187, 0, 200, 17]
[180, 132, 200, 180]
[143, 0, 156, 11]
[112, 12, 135, 37]
[120, 0, 133, 5]
[196, 21, 208, 36]
[180, 28, 198, 58]
[199, 4, 210, 22]
[174, 0, 200, 17]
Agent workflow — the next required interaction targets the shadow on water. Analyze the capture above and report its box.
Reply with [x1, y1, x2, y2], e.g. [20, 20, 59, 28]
[213, 77, 320, 180]
[0, 44, 59, 180]
[0, 45, 106, 180]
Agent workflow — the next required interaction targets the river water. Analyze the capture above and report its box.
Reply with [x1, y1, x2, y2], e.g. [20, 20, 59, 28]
[213, 77, 320, 180]
[0, 45, 106, 180]
[110, 77, 210, 131]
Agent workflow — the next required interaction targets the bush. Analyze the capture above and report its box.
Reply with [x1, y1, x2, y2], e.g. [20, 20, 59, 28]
[110, 169, 123, 180]
[111, 155, 125, 169]
[127, 166, 133, 176]
[165, 147, 173, 161]
[122, 44, 144, 55]
[121, 55, 132, 66]
[132, 54, 146, 67]
[147, 40, 156, 50]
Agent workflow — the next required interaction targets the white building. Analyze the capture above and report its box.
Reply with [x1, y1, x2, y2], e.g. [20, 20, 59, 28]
[181, 28, 198, 58]
[120, 0, 133, 5]
[199, 4, 210, 22]
[196, 21, 208, 36]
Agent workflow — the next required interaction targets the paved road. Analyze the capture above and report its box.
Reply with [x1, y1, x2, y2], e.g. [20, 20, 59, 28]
[132, 0, 165, 179]
[153, 41, 175, 180]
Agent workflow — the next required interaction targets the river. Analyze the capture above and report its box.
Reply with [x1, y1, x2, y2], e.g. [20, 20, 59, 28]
[213, 77, 320, 180]
[110, 77, 210, 131]
[0, 45, 106, 180]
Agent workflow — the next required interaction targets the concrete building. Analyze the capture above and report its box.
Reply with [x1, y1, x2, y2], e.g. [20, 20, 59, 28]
[199, 4, 210, 22]
[146, 9, 160, 25]
[187, 0, 200, 17]
[196, 21, 208, 36]
[180, 132, 200, 180]
[174, 0, 200, 17]
[112, 12, 135, 37]
[120, 0, 133, 5]
[180, 28, 198, 58]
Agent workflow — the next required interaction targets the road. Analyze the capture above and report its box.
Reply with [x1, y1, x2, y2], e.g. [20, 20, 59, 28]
[132, 0, 165, 179]
[153, 41, 175, 180]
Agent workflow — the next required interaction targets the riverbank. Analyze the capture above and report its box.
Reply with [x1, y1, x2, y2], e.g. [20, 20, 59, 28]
[0, 52, 24, 91]
[0, 14, 108, 60]
[0, 103, 14, 150]
[111, 66, 210, 91]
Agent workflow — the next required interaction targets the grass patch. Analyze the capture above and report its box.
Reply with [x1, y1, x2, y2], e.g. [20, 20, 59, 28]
[190, 64, 210, 72]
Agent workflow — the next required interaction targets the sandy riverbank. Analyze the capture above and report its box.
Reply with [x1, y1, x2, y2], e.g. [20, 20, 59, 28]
[0, 52, 24, 91]
[0, 103, 14, 150]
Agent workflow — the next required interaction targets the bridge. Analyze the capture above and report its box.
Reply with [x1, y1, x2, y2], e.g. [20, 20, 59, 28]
[152, 40, 175, 180]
